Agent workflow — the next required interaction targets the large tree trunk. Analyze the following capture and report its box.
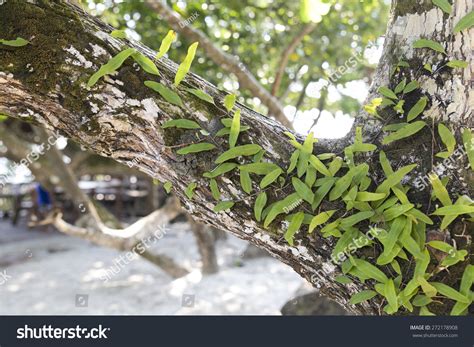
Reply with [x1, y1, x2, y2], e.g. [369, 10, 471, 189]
[0, 0, 472, 315]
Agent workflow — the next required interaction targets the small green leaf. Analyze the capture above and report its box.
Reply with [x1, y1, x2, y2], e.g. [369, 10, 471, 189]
[356, 192, 386, 202]
[292, 177, 314, 204]
[403, 80, 419, 94]
[385, 279, 398, 313]
[185, 182, 197, 199]
[264, 193, 300, 227]
[215, 144, 262, 164]
[436, 123, 456, 158]
[349, 290, 377, 305]
[213, 201, 235, 212]
[394, 78, 406, 94]
[177, 142, 216, 155]
[203, 163, 238, 178]
[424, 63, 433, 72]
[453, 11, 474, 33]
[132, 52, 160, 75]
[309, 155, 331, 176]
[162, 119, 201, 129]
[407, 97, 428, 122]
[239, 163, 281, 175]
[260, 168, 283, 188]
[430, 282, 470, 304]
[186, 88, 215, 104]
[88, 48, 136, 87]
[111, 29, 127, 39]
[378, 86, 398, 100]
[288, 150, 300, 173]
[210, 179, 221, 200]
[163, 181, 173, 194]
[240, 170, 252, 194]
[413, 39, 446, 53]
[144, 81, 183, 107]
[412, 295, 433, 307]
[353, 258, 388, 283]
[462, 128, 474, 170]
[0, 37, 30, 47]
[308, 210, 336, 233]
[429, 173, 452, 206]
[224, 94, 236, 112]
[229, 109, 241, 148]
[382, 121, 426, 145]
[285, 212, 305, 246]
[446, 60, 468, 68]
[156, 30, 176, 59]
[340, 211, 375, 229]
[432, 205, 474, 216]
[254, 192, 268, 222]
[335, 275, 352, 284]
[174, 42, 199, 86]
[432, 0, 452, 14]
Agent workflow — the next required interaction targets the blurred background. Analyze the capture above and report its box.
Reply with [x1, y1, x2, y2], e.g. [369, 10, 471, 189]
[0, 0, 390, 315]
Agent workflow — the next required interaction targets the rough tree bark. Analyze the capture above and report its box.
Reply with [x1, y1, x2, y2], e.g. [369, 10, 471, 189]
[0, 0, 472, 315]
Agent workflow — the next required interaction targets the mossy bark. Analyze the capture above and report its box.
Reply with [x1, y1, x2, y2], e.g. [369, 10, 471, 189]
[0, 0, 472, 315]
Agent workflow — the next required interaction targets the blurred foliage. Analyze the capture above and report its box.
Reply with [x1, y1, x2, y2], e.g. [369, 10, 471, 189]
[85, 0, 389, 119]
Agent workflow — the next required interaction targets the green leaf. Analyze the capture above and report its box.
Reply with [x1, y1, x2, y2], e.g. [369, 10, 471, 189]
[156, 30, 176, 59]
[353, 258, 388, 283]
[340, 211, 374, 229]
[424, 63, 433, 72]
[436, 124, 456, 158]
[427, 240, 454, 253]
[0, 37, 30, 47]
[394, 78, 406, 94]
[462, 128, 474, 170]
[413, 39, 446, 53]
[185, 182, 197, 199]
[308, 210, 336, 233]
[383, 204, 414, 221]
[240, 170, 252, 194]
[412, 295, 433, 307]
[264, 193, 300, 227]
[335, 275, 352, 284]
[432, 0, 452, 14]
[377, 217, 406, 265]
[356, 192, 386, 202]
[254, 192, 268, 222]
[403, 80, 419, 94]
[132, 52, 160, 75]
[163, 181, 172, 194]
[186, 88, 215, 104]
[312, 179, 335, 210]
[385, 279, 398, 313]
[288, 150, 300, 173]
[309, 155, 331, 176]
[229, 109, 241, 148]
[174, 42, 198, 86]
[162, 118, 201, 129]
[378, 86, 398, 100]
[239, 163, 281, 175]
[260, 168, 283, 189]
[430, 282, 471, 304]
[203, 163, 238, 178]
[285, 212, 305, 246]
[224, 94, 236, 112]
[213, 201, 235, 212]
[432, 205, 474, 216]
[349, 290, 377, 305]
[215, 144, 262, 164]
[382, 121, 426, 145]
[429, 173, 452, 206]
[328, 157, 343, 176]
[177, 142, 216, 155]
[407, 97, 428, 122]
[376, 164, 417, 194]
[292, 177, 314, 204]
[87, 48, 136, 87]
[453, 11, 474, 33]
[210, 179, 221, 200]
[446, 60, 468, 68]
[111, 29, 127, 39]
[144, 81, 183, 107]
